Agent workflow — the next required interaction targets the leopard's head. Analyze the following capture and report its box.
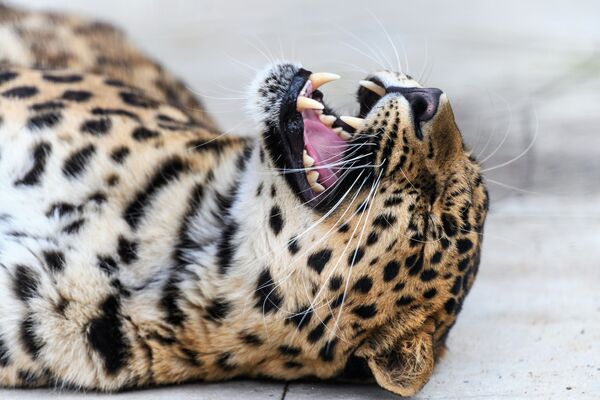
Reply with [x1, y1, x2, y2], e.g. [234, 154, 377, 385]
[248, 63, 489, 396]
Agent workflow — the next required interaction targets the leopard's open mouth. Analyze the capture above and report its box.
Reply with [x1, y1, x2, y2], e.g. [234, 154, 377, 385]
[273, 68, 379, 210]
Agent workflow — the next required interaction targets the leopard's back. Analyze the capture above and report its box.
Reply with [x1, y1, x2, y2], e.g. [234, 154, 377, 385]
[0, 3, 217, 130]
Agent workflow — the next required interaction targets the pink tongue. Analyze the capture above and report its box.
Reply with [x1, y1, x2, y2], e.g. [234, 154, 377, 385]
[303, 118, 346, 189]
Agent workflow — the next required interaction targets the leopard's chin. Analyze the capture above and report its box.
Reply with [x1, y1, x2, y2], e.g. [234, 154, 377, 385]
[266, 66, 379, 211]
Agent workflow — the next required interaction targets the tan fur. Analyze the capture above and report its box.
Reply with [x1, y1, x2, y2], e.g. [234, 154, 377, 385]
[0, 4, 488, 397]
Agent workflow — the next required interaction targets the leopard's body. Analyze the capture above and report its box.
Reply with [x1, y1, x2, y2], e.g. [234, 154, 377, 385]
[0, 4, 488, 396]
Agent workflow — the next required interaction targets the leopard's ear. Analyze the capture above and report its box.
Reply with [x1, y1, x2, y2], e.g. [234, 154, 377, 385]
[362, 320, 435, 397]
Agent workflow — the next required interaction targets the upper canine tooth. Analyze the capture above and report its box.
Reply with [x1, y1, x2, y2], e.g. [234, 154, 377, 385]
[303, 150, 315, 167]
[297, 96, 324, 112]
[309, 72, 340, 89]
[340, 116, 365, 131]
[311, 182, 326, 193]
[319, 114, 336, 127]
[359, 80, 385, 96]
[307, 170, 319, 184]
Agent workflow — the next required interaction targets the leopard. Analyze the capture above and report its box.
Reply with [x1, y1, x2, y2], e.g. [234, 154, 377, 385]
[0, 3, 488, 397]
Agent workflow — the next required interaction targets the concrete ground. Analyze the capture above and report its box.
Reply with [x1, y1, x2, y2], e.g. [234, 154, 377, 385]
[4, 0, 600, 398]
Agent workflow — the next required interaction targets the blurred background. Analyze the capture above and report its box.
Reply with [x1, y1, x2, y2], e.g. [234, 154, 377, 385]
[6, 1, 600, 399]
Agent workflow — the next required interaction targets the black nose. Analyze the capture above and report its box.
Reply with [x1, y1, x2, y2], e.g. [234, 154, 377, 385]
[386, 87, 443, 123]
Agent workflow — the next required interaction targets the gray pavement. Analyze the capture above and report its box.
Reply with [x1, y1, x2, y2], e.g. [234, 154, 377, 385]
[5, 0, 600, 398]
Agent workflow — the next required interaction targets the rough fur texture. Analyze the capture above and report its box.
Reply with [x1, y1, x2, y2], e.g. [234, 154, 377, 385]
[0, 4, 488, 396]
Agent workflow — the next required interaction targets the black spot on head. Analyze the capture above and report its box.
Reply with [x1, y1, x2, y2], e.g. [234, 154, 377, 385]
[373, 213, 397, 230]
[42, 73, 82, 83]
[110, 146, 130, 164]
[420, 269, 438, 282]
[451, 276, 462, 295]
[353, 276, 373, 293]
[87, 295, 131, 375]
[132, 126, 160, 141]
[278, 345, 301, 356]
[205, 298, 231, 322]
[80, 118, 112, 136]
[62, 144, 96, 178]
[307, 249, 332, 274]
[384, 196, 403, 207]
[383, 261, 400, 282]
[431, 251, 442, 264]
[62, 90, 92, 102]
[269, 205, 284, 236]
[440, 238, 450, 249]
[255, 182, 263, 197]
[366, 231, 379, 246]
[423, 288, 438, 299]
[117, 236, 138, 264]
[13, 265, 39, 301]
[43, 251, 64, 273]
[444, 298, 457, 314]
[97, 255, 118, 275]
[456, 238, 473, 254]
[352, 304, 377, 319]
[27, 112, 62, 130]
[348, 247, 365, 266]
[119, 91, 159, 109]
[255, 269, 282, 314]
[318, 339, 338, 362]
[123, 157, 187, 229]
[2, 86, 38, 99]
[329, 275, 343, 291]
[240, 332, 263, 346]
[442, 214, 458, 237]
[20, 314, 43, 359]
[458, 257, 470, 272]
[338, 223, 350, 233]
[15, 142, 52, 186]
[270, 184, 277, 198]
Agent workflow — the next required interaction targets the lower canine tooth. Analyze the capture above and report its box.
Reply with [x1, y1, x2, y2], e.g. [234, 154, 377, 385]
[340, 116, 365, 130]
[311, 182, 326, 193]
[339, 131, 352, 140]
[333, 127, 352, 140]
[303, 150, 315, 167]
[297, 96, 324, 112]
[319, 114, 336, 127]
[307, 170, 319, 184]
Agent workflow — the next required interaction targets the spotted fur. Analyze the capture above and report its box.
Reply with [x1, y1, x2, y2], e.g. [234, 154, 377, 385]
[0, 4, 487, 397]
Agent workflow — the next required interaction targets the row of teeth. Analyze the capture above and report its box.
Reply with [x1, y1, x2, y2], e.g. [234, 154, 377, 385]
[302, 150, 325, 193]
[296, 72, 387, 193]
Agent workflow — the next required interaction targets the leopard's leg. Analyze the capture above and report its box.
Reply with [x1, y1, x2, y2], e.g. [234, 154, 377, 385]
[0, 236, 153, 390]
